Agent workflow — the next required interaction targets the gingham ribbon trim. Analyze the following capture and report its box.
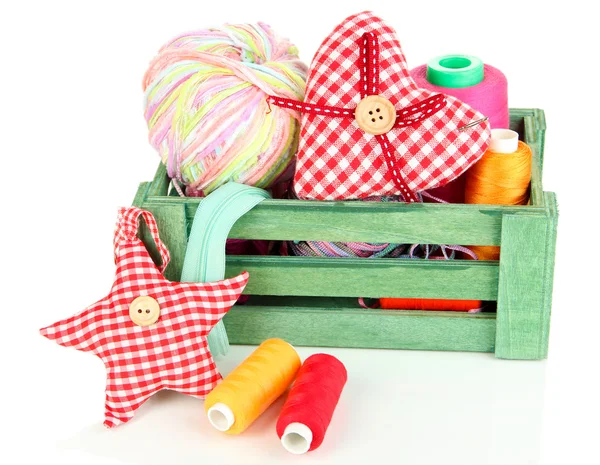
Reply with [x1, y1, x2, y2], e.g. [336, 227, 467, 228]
[113, 207, 171, 272]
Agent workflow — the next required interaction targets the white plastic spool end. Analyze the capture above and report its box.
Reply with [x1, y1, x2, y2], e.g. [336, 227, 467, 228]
[207, 403, 235, 432]
[281, 422, 313, 454]
[490, 128, 519, 154]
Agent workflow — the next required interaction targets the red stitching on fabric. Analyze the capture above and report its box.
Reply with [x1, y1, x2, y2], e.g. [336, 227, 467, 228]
[268, 97, 354, 118]
[375, 133, 418, 203]
[394, 94, 447, 127]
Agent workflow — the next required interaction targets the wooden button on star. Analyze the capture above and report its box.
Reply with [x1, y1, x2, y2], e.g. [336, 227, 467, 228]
[129, 295, 160, 326]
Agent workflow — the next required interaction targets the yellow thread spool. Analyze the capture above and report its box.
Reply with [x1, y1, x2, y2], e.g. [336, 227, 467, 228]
[465, 129, 532, 260]
[205, 338, 301, 434]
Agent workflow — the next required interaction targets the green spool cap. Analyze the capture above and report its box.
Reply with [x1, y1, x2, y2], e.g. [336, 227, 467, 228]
[426, 54, 484, 88]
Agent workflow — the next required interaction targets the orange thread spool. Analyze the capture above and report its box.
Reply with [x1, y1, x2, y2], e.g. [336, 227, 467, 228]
[380, 298, 482, 312]
[205, 338, 301, 435]
[465, 129, 532, 260]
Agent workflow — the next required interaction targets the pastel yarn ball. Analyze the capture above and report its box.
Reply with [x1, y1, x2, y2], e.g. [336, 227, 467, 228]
[143, 23, 307, 195]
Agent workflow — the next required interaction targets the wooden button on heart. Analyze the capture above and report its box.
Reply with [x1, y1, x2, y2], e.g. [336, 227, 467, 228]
[355, 95, 396, 135]
[129, 296, 160, 326]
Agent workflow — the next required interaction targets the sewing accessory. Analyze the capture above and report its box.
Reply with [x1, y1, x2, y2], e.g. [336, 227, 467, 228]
[205, 338, 301, 434]
[143, 22, 307, 196]
[269, 11, 490, 201]
[181, 182, 270, 356]
[414, 53, 507, 204]
[39, 207, 249, 427]
[465, 129, 532, 260]
[411, 54, 509, 129]
[276, 354, 347, 454]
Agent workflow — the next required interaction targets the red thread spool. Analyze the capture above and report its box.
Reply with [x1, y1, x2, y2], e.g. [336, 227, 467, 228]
[380, 298, 482, 312]
[276, 354, 347, 454]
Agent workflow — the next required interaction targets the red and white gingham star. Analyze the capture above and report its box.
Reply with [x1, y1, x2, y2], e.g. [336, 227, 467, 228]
[40, 207, 249, 428]
[279, 11, 491, 201]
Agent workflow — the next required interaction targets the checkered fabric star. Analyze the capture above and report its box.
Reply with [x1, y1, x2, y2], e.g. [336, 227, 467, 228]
[269, 11, 491, 201]
[40, 207, 249, 428]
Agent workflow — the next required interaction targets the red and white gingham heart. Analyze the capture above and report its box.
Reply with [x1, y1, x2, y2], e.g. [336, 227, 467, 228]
[285, 11, 491, 201]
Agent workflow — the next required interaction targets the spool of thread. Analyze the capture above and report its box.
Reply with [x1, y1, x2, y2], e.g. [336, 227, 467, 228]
[143, 23, 307, 196]
[465, 129, 532, 260]
[380, 298, 482, 312]
[276, 354, 347, 454]
[410, 54, 509, 129]
[205, 338, 300, 434]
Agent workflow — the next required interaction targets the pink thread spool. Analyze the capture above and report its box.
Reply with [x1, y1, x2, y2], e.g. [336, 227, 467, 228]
[413, 55, 509, 203]
[410, 54, 509, 129]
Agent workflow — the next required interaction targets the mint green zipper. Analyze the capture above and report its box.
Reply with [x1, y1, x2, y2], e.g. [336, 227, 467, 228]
[181, 182, 271, 356]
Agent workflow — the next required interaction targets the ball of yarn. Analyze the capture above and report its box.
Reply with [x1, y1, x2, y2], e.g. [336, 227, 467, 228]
[143, 23, 307, 196]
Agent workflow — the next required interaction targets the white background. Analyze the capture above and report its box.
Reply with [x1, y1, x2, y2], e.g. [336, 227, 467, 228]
[2, 1, 598, 464]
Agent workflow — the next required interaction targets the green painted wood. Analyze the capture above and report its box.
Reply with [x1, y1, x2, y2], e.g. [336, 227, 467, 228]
[518, 108, 546, 168]
[225, 256, 499, 300]
[148, 163, 170, 197]
[495, 196, 557, 359]
[132, 181, 150, 208]
[529, 149, 544, 208]
[542, 192, 559, 357]
[134, 108, 557, 360]
[509, 108, 546, 162]
[144, 197, 546, 245]
[140, 204, 188, 282]
[535, 109, 547, 168]
[524, 115, 543, 208]
[225, 202, 539, 246]
[223, 305, 496, 352]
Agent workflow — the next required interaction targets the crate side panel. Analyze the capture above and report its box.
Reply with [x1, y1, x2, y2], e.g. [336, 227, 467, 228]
[148, 163, 170, 197]
[225, 256, 499, 300]
[224, 307, 496, 352]
[138, 204, 188, 282]
[132, 182, 151, 208]
[495, 202, 557, 359]
[541, 192, 558, 356]
[144, 199, 545, 245]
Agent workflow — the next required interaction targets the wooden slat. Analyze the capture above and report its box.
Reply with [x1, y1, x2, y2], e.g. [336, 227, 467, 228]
[225, 256, 499, 300]
[495, 195, 557, 359]
[223, 305, 496, 352]
[140, 204, 188, 282]
[132, 181, 150, 208]
[535, 109, 547, 168]
[144, 197, 545, 245]
[541, 192, 559, 355]
[147, 163, 170, 197]
[523, 114, 544, 207]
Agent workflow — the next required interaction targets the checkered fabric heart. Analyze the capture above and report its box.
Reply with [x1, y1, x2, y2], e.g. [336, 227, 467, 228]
[273, 11, 491, 201]
[40, 207, 249, 428]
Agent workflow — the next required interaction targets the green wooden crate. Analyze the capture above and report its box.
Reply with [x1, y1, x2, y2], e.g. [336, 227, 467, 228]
[133, 108, 557, 360]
